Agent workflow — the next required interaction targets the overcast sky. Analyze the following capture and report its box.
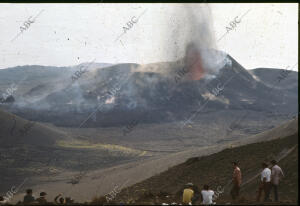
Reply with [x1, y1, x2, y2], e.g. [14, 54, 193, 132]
[0, 3, 298, 71]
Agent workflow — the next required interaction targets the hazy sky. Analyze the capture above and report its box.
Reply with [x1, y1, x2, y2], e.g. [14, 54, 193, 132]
[0, 3, 298, 71]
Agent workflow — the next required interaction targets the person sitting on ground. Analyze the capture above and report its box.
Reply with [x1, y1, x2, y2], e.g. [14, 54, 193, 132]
[201, 184, 215, 205]
[36, 192, 48, 204]
[0, 196, 8, 205]
[230, 161, 242, 200]
[191, 184, 201, 204]
[65, 197, 74, 204]
[182, 183, 194, 205]
[270, 160, 284, 202]
[54, 194, 65, 204]
[23, 189, 35, 204]
[256, 162, 272, 202]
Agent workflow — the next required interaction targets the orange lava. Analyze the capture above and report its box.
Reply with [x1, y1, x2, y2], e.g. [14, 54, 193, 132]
[185, 46, 205, 80]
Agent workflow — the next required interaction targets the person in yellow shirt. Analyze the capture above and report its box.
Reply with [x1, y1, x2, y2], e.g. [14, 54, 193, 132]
[182, 183, 194, 205]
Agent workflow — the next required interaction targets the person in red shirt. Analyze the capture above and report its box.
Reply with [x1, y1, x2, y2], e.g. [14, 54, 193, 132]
[230, 161, 242, 200]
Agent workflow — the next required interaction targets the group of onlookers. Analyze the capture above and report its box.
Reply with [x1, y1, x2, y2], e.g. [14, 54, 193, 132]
[182, 160, 284, 205]
[0, 159, 286, 205]
[0, 189, 74, 205]
[256, 160, 284, 202]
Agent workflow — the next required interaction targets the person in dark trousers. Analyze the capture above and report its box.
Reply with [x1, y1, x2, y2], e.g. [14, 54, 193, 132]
[270, 160, 284, 202]
[230, 161, 242, 200]
[36, 192, 48, 204]
[256, 162, 272, 202]
[23, 189, 35, 204]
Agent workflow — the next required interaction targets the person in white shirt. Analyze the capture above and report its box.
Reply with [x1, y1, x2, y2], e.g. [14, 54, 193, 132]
[256, 162, 272, 202]
[201, 185, 215, 205]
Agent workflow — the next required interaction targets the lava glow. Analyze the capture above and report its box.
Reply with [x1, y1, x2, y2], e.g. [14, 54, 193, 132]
[186, 45, 206, 81]
[105, 96, 115, 104]
[189, 55, 205, 80]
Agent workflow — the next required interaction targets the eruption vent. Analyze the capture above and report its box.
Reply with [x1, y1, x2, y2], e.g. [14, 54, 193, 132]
[167, 4, 231, 79]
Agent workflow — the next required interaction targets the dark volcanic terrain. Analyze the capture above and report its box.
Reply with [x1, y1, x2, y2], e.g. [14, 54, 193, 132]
[0, 53, 298, 204]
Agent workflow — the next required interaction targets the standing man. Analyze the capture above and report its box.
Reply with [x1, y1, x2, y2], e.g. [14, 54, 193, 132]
[270, 160, 284, 202]
[230, 161, 242, 200]
[256, 162, 272, 202]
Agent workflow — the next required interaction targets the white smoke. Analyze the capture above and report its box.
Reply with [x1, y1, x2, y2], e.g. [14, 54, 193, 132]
[165, 4, 230, 75]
